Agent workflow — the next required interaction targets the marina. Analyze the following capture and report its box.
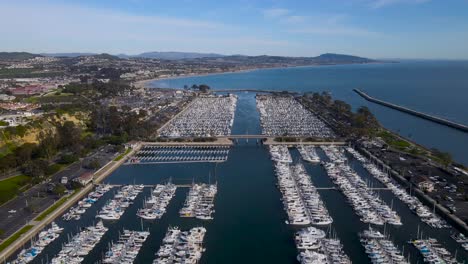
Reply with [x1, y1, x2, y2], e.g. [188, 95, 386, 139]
[322, 146, 402, 226]
[411, 238, 460, 263]
[274, 158, 333, 226]
[298, 145, 321, 163]
[130, 145, 230, 164]
[50, 221, 108, 264]
[96, 185, 144, 221]
[153, 227, 206, 263]
[5, 93, 468, 264]
[295, 226, 350, 264]
[9, 223, 63, 264]
[158, 94, 237, 138]
[359, 227, 408, 264]
[346, 147, 449, 228]
[137, 183, 177, 220]
[256, 94, 334, 138]
[179, 184, 217, 220]
[102, 230, 150, 264]
[62, 184, 113, 221]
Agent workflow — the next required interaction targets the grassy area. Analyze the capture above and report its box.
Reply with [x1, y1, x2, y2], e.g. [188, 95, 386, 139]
[378, 130, 412, 150]
[0, 225, 33, 252]
[45, 163, 64, 176]
[0, 142, 17, 159]
[34, 189, 79, 221]
[0, 68, 62, 78]
[0, 175, 31, 205]
[114, 148, 131, 161]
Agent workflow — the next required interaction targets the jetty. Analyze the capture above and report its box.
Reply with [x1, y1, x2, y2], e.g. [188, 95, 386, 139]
[354, 89, 468, 133]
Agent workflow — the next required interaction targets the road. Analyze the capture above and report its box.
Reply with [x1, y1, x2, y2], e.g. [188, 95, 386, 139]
[0, 145, 118, 241]
[0, 144, 139, 261]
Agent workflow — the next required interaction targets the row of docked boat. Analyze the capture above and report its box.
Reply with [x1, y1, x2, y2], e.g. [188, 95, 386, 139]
[256, 94, 335, 138]
[103, 230, 150, 264]
[138, 148, 229, 155]
[96, 185, 144, 220]
[322, 146, 402, 226]
[346, 147, 449, 229]
[10, 222, 63, 264]
[360, 227, 408, 264]
[134, 155, 228, 163]
[141, 145, 230, 149]
[62, 184, 113, 221]
[411, 238, 461, 263]
[269, 145, 292, 163]
[51, 221, 108, 264]
[137, 183, 177, 220]
[295, 227, 350, 264]
[451, 232, 468, 251]
[292, 163, 333, 225]
[153, 226, 206, 264]
[275, 161, 333, 225]
[179, 183, 217, 220]
[159, 94, 237, 137]
[298, 145, 320, 163]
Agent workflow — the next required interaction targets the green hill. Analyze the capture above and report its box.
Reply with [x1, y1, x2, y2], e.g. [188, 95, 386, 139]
[0, 52, 42, 61]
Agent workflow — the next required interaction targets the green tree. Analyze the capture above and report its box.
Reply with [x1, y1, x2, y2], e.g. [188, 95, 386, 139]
[57, 121, 82, 151]
[36, 131, 58, 160]
[14, 143, 37, 164]
[86, 159, 101, 170]
[22, 159, 49, 178]
[52, 183, 67, 196]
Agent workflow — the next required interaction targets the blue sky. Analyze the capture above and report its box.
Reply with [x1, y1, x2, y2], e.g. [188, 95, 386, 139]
[1, 0, 467, 59]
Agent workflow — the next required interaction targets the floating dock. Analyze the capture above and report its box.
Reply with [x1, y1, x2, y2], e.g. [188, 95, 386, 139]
[354, 89, 468, 133]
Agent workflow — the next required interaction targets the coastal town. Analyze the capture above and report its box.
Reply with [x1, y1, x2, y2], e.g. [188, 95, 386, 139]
[0, 52, 468, 264]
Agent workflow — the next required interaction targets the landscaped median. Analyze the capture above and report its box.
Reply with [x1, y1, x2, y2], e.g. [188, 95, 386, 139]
[114, 147, 132, 161]
[0, 175, 31, 206]
[0, 225, 33, 252]
[35, 189, 80, 221]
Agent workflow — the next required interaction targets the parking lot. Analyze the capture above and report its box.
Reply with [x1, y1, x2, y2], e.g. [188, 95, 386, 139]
[0, 145, 118, 241]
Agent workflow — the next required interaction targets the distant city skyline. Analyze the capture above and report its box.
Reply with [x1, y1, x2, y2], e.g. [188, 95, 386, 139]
[1, 0, 468, 59]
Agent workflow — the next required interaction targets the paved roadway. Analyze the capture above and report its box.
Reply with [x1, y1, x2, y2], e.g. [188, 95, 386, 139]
[0, 145, 118, 241]
[0, 144, 139, 262]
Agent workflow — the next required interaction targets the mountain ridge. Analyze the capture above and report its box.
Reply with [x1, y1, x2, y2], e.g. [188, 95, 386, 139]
[1, 51, 376, 64]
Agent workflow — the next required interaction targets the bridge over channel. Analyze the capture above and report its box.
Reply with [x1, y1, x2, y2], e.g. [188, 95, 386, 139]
[212, 89, 298, 94]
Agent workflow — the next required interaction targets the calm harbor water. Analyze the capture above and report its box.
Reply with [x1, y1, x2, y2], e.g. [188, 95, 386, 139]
[21, 93, 468, 264]
[151, 61, 468, 165]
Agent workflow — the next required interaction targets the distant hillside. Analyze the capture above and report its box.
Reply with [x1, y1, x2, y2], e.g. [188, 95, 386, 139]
[193, 53, 376, 65]
[0, 52, 42, 61]
[89, 53, 120, 60]
[312, 53, 374, 64]
[131, 51, 225, 60]
[41, 52, 97, 57]
[1, 51, 376, 65]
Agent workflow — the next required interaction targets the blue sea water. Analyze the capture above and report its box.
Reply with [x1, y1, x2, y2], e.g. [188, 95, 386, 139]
[150, 61, 468, 165]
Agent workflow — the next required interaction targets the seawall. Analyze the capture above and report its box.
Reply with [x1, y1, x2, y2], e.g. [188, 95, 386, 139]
[354, 89, 468, 133]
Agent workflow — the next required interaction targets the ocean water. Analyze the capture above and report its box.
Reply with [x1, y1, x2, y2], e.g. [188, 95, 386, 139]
[150, 61, 468, 165]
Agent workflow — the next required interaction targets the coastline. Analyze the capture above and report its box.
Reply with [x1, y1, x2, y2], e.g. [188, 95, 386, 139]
[133, 68, 257, 89]
[133, 62, 387, 89]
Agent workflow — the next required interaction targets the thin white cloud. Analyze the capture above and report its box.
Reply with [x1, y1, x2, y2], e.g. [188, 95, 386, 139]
[262, 8, 291, 18]
[282, 15, 308, 24]
[290, 26, 380, 37]
[369, 0, 430, 8]
[260, 8, 379, 37]
[0, 1, 299, 55]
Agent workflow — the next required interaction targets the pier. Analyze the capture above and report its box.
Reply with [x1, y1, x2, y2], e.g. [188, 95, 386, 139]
[214, 88, 298, 94]
[315, 187, 390, 191]
[354, 89, 468, 133]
